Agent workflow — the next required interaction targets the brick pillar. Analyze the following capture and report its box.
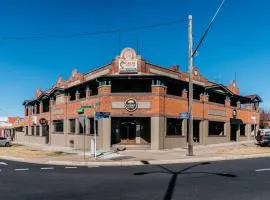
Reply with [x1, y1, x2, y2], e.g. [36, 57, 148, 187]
[85, 118, 90, 135]
[75, 119, 80, 134]
[34, 104, 37, 115]
[237, 101, 241, 109]
[86, 87, 91, 98]
[200, 93, 204, 102]
[25, 106, 28, 116]
[39, 101, 43, 113]
[39, 125, 43, 136]
[98, 85, 111, 95]
[75, 90, 80, 100]
[203, 93, 209, 102]
[151, 117, 165, 150]
[182, 89, 188, 98]
[225, 97, 231, 107]
[28, 106, 33, 116]
[182, 119, 187, 136]
[201, 120, 209, 144]
[50, 97, 54, 107]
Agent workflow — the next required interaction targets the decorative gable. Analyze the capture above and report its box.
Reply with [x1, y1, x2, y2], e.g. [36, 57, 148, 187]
[227, 80, 240, 95]
[35, 88, 43, 99]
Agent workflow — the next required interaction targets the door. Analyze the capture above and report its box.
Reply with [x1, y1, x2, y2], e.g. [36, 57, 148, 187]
[120, 120, 136, 144]
[230, 124, 238, 141]
[42, 125, 49, 144]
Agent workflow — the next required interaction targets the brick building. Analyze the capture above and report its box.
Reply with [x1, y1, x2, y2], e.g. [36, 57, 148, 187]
[21, 48, 261, 150]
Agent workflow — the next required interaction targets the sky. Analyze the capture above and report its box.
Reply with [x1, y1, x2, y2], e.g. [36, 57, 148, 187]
[0, 0, 269, 116]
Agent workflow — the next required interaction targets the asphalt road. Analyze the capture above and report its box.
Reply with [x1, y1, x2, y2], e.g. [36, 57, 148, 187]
[1, 157, 270, 200]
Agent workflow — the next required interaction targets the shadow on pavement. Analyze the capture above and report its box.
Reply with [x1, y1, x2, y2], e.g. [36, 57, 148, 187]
[134, 160, 237, 200]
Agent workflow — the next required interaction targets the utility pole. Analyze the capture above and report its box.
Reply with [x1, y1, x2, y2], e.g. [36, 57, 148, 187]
[188, 15, 194, 156]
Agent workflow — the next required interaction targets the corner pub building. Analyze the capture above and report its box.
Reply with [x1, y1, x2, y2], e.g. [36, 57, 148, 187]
[21, 48, 261, 151]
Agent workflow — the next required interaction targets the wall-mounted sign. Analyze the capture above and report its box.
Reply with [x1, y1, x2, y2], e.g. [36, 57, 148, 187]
[52, 109, 64, 115]
[95, 112, 111, 120]
[251, 116, 257, 124]
[32, 116, 37, 125]
[179, 112, 190, 119]
[124, 99, 138, 112]
[119, 48, 137, 74]
[39, 118, 48, 126]
[208, 109, 226, 117]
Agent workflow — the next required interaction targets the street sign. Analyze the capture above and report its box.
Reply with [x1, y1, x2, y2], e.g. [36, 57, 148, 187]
[77, 108, 84, 114]
[95, 112, 110, 120]
[179, 112, 190, 119]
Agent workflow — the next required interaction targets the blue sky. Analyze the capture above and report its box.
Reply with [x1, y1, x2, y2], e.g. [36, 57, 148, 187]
[0, 0, 269, 116]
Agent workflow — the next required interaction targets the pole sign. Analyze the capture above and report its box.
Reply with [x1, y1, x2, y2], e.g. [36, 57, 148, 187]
[179, 112, 190, 119]
[95, 112, 110, 120]
[77, 108, 84, 114]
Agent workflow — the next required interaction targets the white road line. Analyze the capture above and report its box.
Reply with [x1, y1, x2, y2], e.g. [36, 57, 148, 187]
[15, 168, 29, 171]
[0, 162, 8, 165]
[255, 168, 270, 172]
[87, 165, 100, 168]
[65, 166, 78, 169]
[40, 167, 54, 170]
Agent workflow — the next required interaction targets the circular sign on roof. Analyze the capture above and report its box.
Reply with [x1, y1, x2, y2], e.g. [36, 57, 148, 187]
[124, 99, 138, 112]
[120, 48, 136, 59]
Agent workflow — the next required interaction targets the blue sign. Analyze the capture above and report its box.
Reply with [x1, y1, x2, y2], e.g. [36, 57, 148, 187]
[179, 112, 190, 119]
[95, 112, 111, 120]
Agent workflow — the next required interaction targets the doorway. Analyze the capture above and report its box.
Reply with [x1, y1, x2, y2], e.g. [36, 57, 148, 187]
[187, 120, 201, 143]
[111, 117, 150, 145]
[42, 125, 49, 144]
[230, 124, 238, 141]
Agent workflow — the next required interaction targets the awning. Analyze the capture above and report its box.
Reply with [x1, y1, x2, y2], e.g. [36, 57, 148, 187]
[230, 118, 243, 125]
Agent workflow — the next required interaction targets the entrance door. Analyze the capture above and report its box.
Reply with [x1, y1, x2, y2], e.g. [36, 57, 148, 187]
[42, 125, 49, 144]
[120, 121, 136, 144]
[230, 124, 238, 141]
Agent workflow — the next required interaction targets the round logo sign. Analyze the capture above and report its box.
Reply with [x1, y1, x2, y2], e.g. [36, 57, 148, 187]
[39, 118, 48, 126]
[124, 99, 137, 112]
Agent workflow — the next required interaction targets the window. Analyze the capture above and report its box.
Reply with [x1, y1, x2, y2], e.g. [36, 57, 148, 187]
[240, 124, 246, 136]
[166, 118, 183, 136]
[69, 119, 75, 133]
[79, 119, 85, 134]
[53, 120, 64, 133]
[79, 88, 86, 99]
[25, 107, 29, 116]
[36, 126, 40, 136]
[25, 126, 28, 135]
[89, 118, 98, 135]
[31, 126, 35, 136]
[209, 121, 225, 136]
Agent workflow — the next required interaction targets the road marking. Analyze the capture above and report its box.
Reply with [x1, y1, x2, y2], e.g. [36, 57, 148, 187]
[88, 165, 100, 168]
[40, 167, 54, 170]
[65, 166, 78, 169]
[255, 168, 270, 172]
[15, 168, 29, 171]
[0, 162, 8, 165]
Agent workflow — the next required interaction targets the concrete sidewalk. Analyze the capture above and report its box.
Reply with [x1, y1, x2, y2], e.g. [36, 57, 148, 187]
[1, 140, 270, 166]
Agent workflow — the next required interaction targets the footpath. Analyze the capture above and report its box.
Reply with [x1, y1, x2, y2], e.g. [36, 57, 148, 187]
[1, 140, 270, 166]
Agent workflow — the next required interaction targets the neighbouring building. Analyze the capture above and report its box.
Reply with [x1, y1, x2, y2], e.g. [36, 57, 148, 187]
[0, 117, 24, 139]
[21, 48, 262, 150]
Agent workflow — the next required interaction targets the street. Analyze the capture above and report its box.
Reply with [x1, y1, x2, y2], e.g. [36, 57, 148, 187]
[1, 157, 270, 200]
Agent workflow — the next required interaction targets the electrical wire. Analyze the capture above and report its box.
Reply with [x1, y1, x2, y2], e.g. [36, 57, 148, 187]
[0, 19, 186, 40]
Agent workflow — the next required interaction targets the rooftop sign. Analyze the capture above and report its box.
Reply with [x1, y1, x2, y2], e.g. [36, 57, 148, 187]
[118, 48, 138, 74]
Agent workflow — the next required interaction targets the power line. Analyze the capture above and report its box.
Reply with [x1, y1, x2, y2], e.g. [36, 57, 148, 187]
[0, 19, 186, 40]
